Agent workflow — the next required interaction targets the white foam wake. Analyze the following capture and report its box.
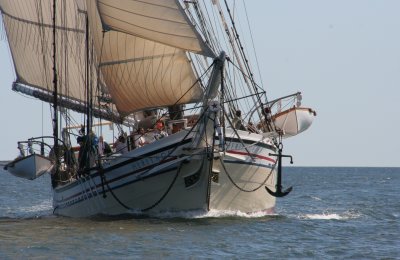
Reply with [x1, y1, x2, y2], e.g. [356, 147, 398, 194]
[152, 209, 275, 219]
[300, 211, 361, 220]
[303, 213, 343, 220]
[18, 199, 53, 214]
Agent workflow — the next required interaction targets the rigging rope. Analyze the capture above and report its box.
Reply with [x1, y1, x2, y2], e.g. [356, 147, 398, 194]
[242, 1, 264, 89]
[94, 106, 212, 213]
[219, 156, 277, 193]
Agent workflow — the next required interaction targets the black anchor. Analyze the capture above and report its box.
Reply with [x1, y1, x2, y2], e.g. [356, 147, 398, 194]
[265, 144, 293, 197]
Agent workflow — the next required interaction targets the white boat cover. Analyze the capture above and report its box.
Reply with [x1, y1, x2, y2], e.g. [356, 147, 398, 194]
[4, 154, 53, 180]
[273, 107, 316, 137]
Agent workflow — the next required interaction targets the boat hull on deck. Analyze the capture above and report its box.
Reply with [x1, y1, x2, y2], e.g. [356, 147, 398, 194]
[273, 107, 316, 137]
[4, 154, 53, 180]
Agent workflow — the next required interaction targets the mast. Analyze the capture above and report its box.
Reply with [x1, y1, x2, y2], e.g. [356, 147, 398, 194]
[84, 12, 92, 170]
[85, 13, 91, 147]
[52, 0, 60, 178]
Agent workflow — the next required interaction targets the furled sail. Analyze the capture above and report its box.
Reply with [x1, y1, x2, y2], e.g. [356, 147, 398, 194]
[0, 0, 88, 104]
[87, 0, 210, 116]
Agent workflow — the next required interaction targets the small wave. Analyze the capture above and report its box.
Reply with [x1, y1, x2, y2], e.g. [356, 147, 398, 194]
[148, 209, 277, 219]
[303, 213, 343, 220]
[299, 211, 361, 220]
[4, 200, 54, 219]
[89, 209, 278, 221]
[18, 200, 52, 213]
[200, 209, 276, 218]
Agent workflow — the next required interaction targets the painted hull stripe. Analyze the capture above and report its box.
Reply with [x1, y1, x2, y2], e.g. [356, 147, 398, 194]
[55, 165, 179, 209]
[54, 137, 274, 209]
[226, 150, 276, 163]
[54, 157, 180, 203]
[56, 160, 273, 209]
[223, 159, 275, 169]
[221, 136, 276, 150]
[55, 138, 193, 193]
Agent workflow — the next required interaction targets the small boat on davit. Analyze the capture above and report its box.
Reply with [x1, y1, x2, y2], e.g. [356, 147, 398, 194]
[4, 154, 54, 180]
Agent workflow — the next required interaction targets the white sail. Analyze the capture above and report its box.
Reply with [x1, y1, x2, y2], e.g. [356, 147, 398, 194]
[87, 1, 206, 115]
[95, 0, 213, 57]
[0, 0, 88, 104]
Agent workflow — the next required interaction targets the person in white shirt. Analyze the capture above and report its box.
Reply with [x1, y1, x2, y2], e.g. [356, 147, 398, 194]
[98, 135, 105, 156]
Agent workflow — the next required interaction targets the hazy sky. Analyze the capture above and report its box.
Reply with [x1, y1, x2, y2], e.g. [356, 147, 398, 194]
[0, 1, 399, 167]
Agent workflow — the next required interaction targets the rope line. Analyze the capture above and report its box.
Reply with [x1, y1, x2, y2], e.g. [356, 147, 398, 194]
[219, 156, 277, 193]
[94, 106, 212, 213]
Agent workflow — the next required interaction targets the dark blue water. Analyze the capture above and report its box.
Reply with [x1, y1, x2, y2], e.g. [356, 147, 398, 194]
[1, 167, 399, 259]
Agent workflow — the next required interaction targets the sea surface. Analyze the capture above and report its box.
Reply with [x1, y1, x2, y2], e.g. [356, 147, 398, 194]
[0, 166, 399, 259]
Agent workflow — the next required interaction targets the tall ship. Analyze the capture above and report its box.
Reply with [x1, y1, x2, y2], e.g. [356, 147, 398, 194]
[1, 0, 316, 217]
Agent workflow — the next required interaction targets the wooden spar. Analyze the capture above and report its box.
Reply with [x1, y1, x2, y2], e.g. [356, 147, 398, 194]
[52, 0, 60, 179]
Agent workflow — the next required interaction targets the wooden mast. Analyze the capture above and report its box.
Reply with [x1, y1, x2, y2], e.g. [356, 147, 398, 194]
[52, 0, 60, 185]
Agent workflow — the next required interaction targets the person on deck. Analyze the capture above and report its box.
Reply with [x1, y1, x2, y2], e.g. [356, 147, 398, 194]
[134, 128, 148, 148]
[153, 122, 168, 140]
[77, 128, 98, 169]
[98, 136, 112, 156]
[113, 135, 128, 154]
[262, 106, 274, 132]
[77, 127, 86, 169]
[98, 135, 104, 156]
[232, 110, 246, 130]
[128, 131, 136, 150]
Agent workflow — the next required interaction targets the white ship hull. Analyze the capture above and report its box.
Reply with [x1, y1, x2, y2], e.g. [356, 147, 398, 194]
[53, 128, 279, 217]
[210, 129, 277, 214]
[53, 131, 212, 217]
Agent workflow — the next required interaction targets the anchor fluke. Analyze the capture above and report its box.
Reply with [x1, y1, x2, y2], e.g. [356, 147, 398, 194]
[265, 143, 293, 198]
[265, 185, 293, 198]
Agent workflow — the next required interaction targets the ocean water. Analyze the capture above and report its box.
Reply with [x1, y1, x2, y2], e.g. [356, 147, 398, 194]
[0, 167, 399, 259]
